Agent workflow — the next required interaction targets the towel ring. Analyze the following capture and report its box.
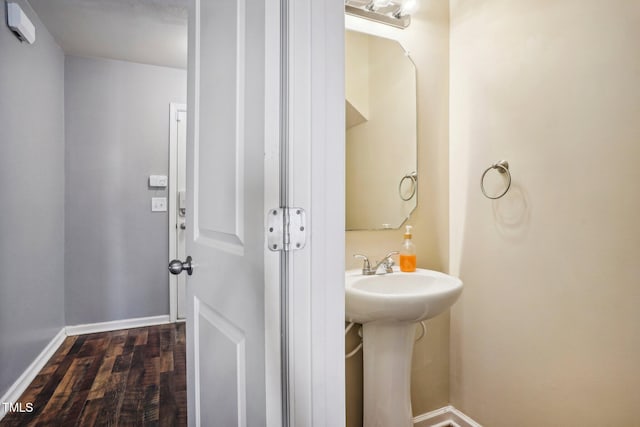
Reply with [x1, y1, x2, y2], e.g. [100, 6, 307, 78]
[481, 160, 511, 199]
[399, 172, 417, 201]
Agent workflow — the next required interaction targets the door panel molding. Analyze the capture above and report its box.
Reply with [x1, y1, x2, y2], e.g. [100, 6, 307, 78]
[193, 297, 247, 427]
[192, 0, 246, 255]
[195, 230, 245, 256]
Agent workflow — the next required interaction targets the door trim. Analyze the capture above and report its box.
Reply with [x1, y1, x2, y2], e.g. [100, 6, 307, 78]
[264, 1, 283, 426]
[287, 0, 345, 425]
[169, 102, 187, 323]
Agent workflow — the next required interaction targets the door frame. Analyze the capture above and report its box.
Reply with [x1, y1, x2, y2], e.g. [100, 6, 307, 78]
[284, 0, 345, 425]
[264, 2, 282, 425]
[169, 102, 187, 323]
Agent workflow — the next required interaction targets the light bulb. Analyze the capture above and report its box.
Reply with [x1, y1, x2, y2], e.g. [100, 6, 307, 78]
[373, 0, 393, 7]
[396, 0, 418, 16]
[367, 0, 393, 11]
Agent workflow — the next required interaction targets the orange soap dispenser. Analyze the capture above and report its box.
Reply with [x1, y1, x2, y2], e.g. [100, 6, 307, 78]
[400, 225, 416, 272]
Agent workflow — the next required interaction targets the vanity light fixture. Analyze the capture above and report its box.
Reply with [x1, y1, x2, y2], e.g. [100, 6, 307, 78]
[345, 0, 417, 29]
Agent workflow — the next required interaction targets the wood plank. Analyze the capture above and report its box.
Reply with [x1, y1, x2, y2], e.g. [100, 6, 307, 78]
[76, 398, 102, 426]
[86, 355, 116, 400]
[145, 325, 161, 359]
[117, 344, 146, 425]
[134, 328, 149, 346]
[173, 324, 187, 394]
[121, 330, 137, 356]
[104, 331, 127, 358]
[93, 370, 128, 426]
[160, 348, 174, 374]
[159, 371, 177, 427]
[142, 357, 161, 423]
[174, 323, 187, 426]
[111, 351, 134, 374]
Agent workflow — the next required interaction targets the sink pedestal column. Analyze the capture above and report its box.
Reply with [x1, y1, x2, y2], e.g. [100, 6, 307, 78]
[362, 321, 418, 427]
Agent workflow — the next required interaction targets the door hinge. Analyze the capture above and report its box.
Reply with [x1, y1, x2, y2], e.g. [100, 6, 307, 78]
[267, 208, 307, 251]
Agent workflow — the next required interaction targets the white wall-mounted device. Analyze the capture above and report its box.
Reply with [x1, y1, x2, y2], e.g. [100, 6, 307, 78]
[151, 197, 167, 212]
[149, 175, 168, 188]
[6, 2, 36, 45]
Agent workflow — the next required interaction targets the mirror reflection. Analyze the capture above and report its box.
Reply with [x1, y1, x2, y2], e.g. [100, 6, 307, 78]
[345, 30, 417, 231]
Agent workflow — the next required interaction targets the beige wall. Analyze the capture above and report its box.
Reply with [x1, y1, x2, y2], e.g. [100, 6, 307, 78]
[345, 31, 370, 122]
[344, 2, 450, 425]
[449, 1, 640, 425]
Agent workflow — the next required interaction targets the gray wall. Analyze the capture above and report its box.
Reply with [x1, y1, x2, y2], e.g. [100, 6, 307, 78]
[64, 55, 186, 325]
[0, 0, 66, 397]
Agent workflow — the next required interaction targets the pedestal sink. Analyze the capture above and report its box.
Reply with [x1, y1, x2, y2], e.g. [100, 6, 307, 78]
[345, 268, 463, 427]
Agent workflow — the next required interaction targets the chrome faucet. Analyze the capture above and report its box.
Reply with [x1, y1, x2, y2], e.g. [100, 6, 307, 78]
[353, 251, 399, 275]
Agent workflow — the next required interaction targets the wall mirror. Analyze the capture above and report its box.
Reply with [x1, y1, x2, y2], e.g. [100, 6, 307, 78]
[345, 30, 417, 231]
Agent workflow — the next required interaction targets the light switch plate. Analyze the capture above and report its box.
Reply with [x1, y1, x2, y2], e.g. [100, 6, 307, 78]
[149, 175, 168, 188]
[151, 197, 167, 212]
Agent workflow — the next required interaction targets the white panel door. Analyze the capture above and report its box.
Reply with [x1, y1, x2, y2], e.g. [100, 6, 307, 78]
[184, 0, 272, 425]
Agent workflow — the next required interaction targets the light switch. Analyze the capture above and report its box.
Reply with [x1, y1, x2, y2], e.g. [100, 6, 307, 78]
[151, 197, 167, 212]
[149, 175, 168, 188]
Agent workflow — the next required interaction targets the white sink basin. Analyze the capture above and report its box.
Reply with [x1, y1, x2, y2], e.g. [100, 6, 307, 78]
[345, 268, 463, 324]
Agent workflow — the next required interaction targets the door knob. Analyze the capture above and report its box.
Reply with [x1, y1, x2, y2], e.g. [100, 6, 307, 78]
[168, 256, 193, 276]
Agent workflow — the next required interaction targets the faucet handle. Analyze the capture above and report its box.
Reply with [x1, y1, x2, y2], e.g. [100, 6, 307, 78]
[381, 251, 399, 273]
[382, 251, 400, 260]
[353, 254, 371, 274]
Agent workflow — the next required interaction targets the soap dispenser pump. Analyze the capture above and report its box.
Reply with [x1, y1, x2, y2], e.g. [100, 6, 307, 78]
[400, 225, 416, 272]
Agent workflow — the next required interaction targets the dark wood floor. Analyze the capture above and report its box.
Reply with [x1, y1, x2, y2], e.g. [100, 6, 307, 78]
[1, 323, 186, 427]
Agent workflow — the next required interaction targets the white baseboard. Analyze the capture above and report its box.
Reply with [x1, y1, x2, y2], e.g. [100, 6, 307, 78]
[0, 328, 66, 420]
[65, 315, 171, 336]
[414, 405, 482, 427]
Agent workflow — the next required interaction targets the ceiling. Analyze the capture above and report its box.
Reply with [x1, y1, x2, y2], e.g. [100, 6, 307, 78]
[29, 0, 188, 69]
